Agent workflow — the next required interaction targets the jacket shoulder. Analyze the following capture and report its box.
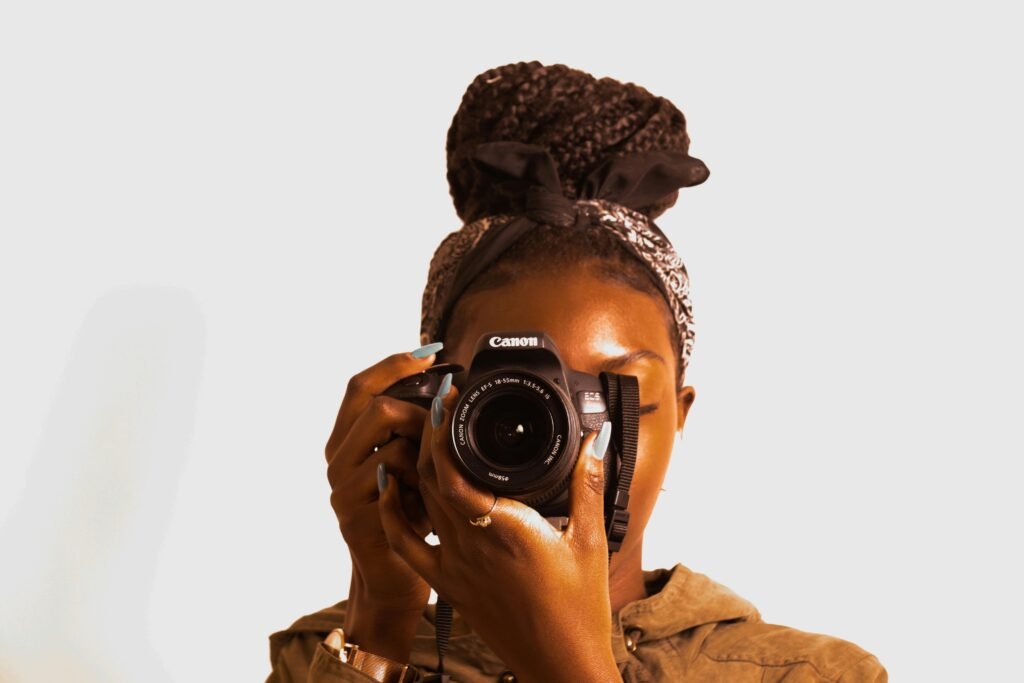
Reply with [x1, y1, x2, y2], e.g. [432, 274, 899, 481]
[268, 600, 348, 665]
[699, 620, 887, 682]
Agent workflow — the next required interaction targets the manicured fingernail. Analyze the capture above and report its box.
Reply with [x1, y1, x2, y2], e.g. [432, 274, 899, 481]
[411, 341, 443, 359]
[594, 421, 612, 461]
[438, 372, 453, 398]
[377, 462, 387, 493]
[431, 395, 443, 428]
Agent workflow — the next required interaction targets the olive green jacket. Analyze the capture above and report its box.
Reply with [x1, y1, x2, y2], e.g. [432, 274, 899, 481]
[266, 563, 887, 682]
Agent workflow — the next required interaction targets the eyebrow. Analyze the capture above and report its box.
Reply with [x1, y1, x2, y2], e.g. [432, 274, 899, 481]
[598, 349, 667, 372]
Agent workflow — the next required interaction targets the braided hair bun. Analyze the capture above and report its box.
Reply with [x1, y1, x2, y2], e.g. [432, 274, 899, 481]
[446, 60, 700, 224]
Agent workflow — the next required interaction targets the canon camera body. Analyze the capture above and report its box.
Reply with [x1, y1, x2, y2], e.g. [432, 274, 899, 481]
[382, 331, 638, 539]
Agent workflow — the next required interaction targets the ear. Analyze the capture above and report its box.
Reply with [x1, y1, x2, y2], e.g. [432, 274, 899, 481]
[675, 385, 696, 433]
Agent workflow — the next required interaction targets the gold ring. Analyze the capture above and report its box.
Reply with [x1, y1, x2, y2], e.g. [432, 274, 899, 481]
[469, 494, 497, 528]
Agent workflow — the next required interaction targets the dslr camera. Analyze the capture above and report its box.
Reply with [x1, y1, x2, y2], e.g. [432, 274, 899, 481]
[382, 330, 639, 551]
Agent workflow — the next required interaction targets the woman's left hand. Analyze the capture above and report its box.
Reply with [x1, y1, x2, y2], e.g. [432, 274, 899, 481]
[376, 384, 622, 683]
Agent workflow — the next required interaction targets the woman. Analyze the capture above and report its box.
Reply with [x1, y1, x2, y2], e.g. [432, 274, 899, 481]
[266, 61, 887, 683]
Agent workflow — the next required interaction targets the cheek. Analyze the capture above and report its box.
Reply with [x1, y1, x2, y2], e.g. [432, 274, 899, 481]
[623, 409, 678, 534]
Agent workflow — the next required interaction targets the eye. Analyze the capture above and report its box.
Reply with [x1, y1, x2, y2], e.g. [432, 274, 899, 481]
[638, 403, 659, 416]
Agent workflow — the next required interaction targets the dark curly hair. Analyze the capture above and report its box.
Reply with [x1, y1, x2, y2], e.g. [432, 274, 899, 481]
[440, 61, 704, 389]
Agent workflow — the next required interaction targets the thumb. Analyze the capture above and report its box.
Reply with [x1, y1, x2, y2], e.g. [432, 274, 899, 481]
[566, 421, 613, 545]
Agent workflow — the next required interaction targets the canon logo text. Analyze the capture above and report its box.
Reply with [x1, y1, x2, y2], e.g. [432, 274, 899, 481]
[489, 336, 539, 348]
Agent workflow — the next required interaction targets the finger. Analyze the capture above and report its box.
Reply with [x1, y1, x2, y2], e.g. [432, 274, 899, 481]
[326, 344, 444, 455]
[410, 387, 463, 542]
[329, 437, 419, 506]
[378, 465, 442, 587]
[330, 395, 427, 473]
[416, 468, 462, 548]
[372, 439, 421, 489]
[566, 421, 613, 547]
[422, 385, 497, 524]
[400, 487, 432, 538]
[414, 387, 445, 514]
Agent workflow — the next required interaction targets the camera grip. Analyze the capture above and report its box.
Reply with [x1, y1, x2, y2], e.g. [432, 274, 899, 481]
[380, 363, 464, 409]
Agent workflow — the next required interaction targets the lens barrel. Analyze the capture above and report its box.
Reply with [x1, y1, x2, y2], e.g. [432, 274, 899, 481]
[449, 370, 579, 506]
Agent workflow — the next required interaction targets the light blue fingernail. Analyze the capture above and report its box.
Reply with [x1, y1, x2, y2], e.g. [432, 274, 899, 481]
[411, 341, 443, 359]
[438, 372, 453, 398]
[431, 395, 444, 428]
[594, 421, 612, 461]
[376, 462, 387, 493]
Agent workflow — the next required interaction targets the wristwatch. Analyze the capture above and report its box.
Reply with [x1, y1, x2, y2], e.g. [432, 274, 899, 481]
[324, 628, 422, 683]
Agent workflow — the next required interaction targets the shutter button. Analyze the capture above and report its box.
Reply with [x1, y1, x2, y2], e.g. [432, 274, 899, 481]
[624, 627, 643, 654]
[499, 672, 517, 682]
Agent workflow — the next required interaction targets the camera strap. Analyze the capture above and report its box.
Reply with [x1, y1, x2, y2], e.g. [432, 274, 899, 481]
[600, 372, 640, 557]
[427, 373, 640, 680]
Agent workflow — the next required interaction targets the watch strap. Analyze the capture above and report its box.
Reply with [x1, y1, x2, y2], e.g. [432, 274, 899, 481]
[326, 628, 422, 683]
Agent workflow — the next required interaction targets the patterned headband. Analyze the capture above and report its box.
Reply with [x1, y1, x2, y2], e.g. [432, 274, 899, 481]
[419, 140, 710, 384]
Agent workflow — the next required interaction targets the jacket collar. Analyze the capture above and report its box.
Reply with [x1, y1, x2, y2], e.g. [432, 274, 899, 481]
[278, 563, 762, 670]
[619, 563, 761, 639]
[607, 563, 761, 663]
[419, 563, 762, 646]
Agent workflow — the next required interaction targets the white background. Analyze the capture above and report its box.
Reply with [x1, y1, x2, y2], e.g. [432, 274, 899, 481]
[1, 1, 1021, 681]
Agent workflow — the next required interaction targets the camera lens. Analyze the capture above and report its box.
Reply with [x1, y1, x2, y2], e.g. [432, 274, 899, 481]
[472, 392, 553, 469]
[450, 370, 579, 506]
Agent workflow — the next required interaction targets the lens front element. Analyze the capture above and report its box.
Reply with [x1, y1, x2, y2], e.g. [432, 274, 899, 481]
[473, 392, 554, 469]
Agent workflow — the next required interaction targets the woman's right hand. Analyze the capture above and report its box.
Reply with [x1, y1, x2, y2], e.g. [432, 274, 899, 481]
[324, 343, 442, 660]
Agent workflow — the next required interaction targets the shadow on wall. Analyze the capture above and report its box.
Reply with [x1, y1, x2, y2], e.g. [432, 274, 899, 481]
[0, 286, 206, 683]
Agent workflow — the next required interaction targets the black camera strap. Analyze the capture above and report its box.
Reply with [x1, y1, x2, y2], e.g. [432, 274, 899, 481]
[600, 372, 640, 557]
[426, 600, 454, 682]
[427, 373, 640, 680]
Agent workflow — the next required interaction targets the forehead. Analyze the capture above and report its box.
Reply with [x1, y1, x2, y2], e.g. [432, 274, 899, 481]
[445, 270, 676, 376]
